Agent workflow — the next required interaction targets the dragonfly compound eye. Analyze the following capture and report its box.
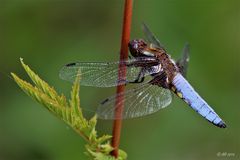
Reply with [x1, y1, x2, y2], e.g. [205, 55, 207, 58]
[129, 39, 147, 57]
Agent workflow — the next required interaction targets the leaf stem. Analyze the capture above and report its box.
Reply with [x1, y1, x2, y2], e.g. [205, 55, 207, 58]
[111, 0, 133, 158]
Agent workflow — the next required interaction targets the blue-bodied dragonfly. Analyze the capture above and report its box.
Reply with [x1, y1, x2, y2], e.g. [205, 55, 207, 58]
[59, 24, 226, 128]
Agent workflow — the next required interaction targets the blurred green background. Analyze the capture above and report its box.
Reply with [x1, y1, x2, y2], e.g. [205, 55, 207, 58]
[0, 0, 239, 160]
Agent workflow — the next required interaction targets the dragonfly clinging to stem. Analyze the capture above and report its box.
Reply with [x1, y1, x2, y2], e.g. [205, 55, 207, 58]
[59, 24, 226, 128]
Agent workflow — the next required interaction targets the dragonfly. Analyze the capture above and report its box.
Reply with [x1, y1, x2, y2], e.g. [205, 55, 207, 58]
[59, 24, 226, 128]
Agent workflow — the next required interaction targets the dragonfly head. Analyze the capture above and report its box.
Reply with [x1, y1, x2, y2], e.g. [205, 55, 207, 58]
[129, 39, 149, 57]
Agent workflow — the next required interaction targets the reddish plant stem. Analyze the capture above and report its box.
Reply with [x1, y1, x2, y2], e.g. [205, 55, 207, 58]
[111, 0, 133, 158]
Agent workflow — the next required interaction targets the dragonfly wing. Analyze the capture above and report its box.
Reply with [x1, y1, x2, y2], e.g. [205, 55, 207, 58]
[142, 23, 164, 48]
[97, 82, 172, 119]
[59, 57, 159, 87]
[176, 43, 190, 77]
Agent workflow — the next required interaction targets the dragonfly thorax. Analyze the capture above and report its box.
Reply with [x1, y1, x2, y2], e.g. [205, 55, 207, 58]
[129, 39, 179, 84]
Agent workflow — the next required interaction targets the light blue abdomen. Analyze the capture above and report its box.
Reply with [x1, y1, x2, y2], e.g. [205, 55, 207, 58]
[172, 73, 226, 128]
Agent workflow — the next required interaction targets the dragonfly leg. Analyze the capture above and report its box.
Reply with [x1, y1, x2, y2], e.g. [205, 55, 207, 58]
[129, 77, 145, 84]
[128, 54, 133, 60]
[149, 72, 170, 89]
[129, 68, 145, 84]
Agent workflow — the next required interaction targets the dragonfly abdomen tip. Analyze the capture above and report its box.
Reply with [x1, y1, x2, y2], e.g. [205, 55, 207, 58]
[217, 121, 227, 128]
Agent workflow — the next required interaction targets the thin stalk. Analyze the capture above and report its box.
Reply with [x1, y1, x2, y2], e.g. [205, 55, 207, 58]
[111, 0, 133, 158]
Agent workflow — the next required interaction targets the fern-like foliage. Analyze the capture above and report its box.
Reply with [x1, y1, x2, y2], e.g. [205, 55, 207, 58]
[11, 58, 127, 160]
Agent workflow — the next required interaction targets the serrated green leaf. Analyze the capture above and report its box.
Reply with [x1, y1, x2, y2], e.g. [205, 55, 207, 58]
[69, 74, 81, 116]
[12, 58, 127, 160]
[86, 148, 115, 160]
[20, 58, 67, 106]
[118, 150, 127, 160]
[11, 73, 62, 114]
[97, 135, 112, 144]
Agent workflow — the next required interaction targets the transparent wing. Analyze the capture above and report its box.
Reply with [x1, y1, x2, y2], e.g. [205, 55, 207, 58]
[59, 57, 160, 87]
[142, 23, 164, 48]
[97, 82, 172, 119]
[176, 43, 190, 77]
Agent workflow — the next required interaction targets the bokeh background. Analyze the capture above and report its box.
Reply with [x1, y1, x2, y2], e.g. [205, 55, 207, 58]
[0, 0, 239, 160]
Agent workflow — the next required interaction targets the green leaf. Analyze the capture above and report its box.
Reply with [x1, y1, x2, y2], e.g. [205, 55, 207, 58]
[69, 74, 82, 116]
[12, 58, 127, 160]
[86, 148, 115, 160]
[20, 58, 67, 106]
